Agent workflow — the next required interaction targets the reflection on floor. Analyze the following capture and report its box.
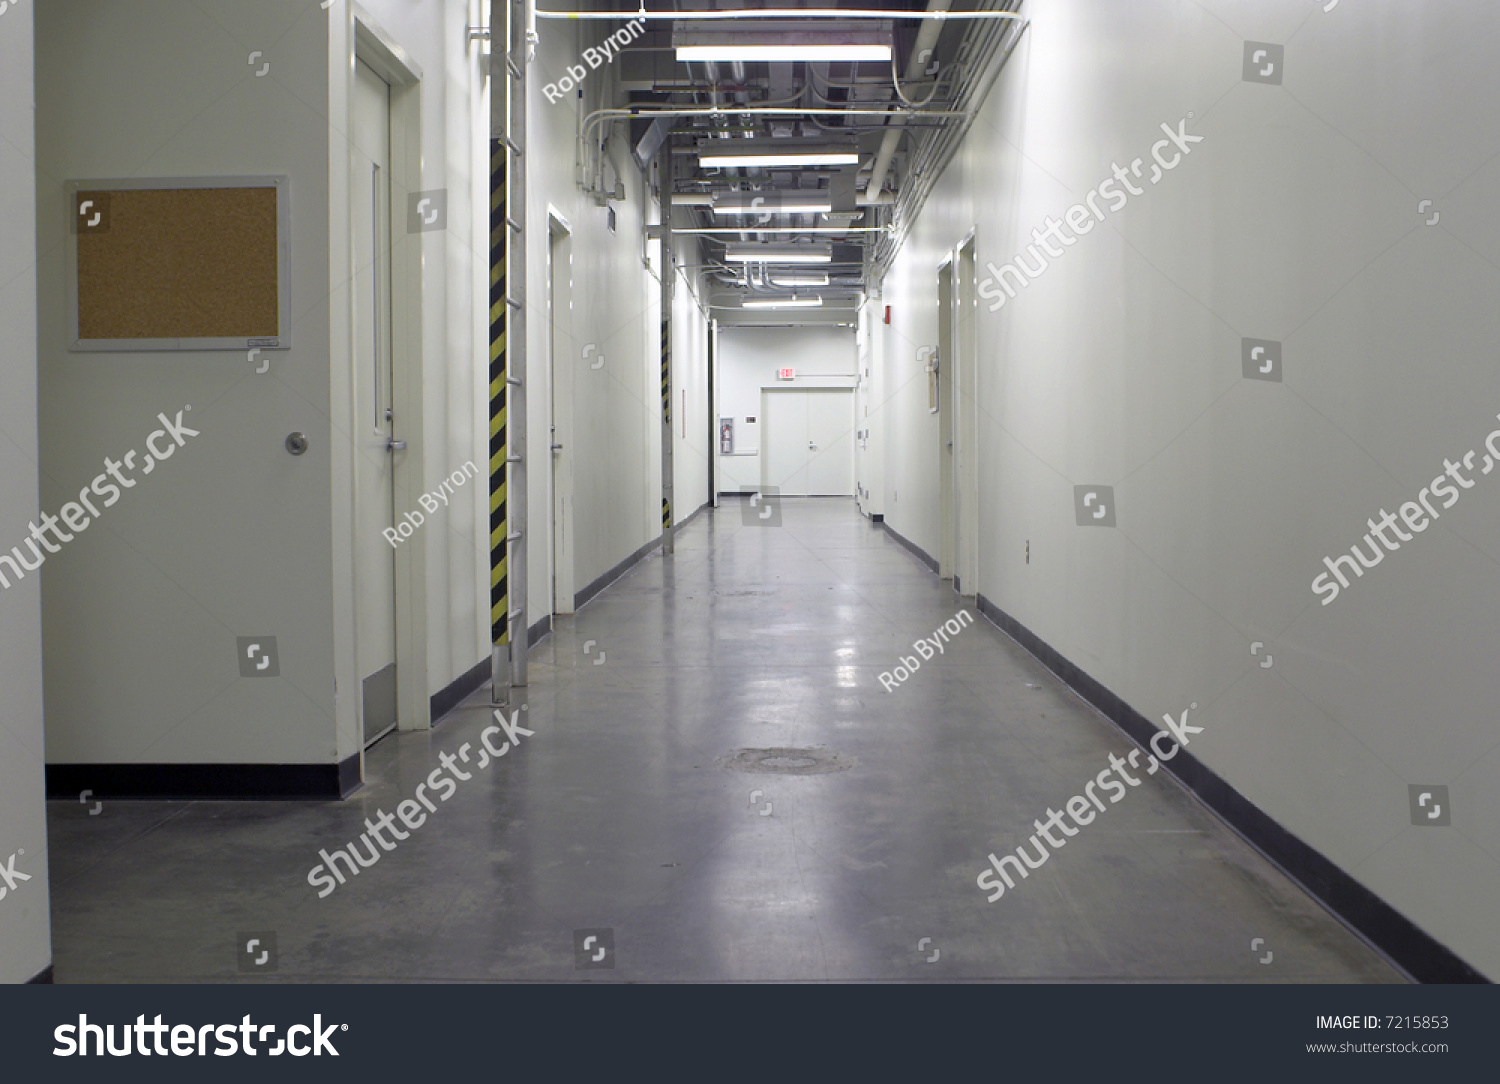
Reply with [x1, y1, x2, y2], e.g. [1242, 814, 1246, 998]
[47, 498, 1403, 982]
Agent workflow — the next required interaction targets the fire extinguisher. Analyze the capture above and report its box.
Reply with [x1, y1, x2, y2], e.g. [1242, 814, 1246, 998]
[719, 419, 734, 454]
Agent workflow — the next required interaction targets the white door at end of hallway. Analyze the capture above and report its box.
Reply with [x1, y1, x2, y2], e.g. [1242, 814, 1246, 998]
[806, 389, 855, 496]
[351, 57, 398, 747]
[762, 388, 854, 497]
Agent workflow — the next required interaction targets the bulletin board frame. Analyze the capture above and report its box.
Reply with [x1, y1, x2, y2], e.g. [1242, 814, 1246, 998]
[65, 175, 291, 353]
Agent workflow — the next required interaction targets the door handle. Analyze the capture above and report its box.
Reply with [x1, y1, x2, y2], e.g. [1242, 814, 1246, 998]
[551, 443, 564, 451]
[387, 439, 407, 451]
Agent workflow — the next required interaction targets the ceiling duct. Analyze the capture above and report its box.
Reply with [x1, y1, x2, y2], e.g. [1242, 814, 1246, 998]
[633, 116, 674, 172]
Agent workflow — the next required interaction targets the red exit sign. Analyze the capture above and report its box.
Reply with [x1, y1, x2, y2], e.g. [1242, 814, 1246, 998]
[777, 368, 795, 380]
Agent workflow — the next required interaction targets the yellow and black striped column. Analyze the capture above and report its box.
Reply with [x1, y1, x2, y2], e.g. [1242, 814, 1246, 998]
[489, 137, 508, 649]
[658, 142, 675, 553]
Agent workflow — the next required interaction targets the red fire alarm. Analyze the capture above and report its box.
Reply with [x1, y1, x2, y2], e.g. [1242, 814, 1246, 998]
[884, 305, 891, 324]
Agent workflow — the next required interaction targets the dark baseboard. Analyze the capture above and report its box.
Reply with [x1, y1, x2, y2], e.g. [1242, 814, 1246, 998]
[430, 657, 490, 726]
[436, 528, 674, 727]
[572, 500, 707, 612]
[575, 534, 662, 611]
[432, 615, 553, 728]
[973, 592, 1487, 985]
[27, 965, 54, 984]
[46, 753, 362, 801]
[676, 499, 709, 530]
[879, 518, 938, 574]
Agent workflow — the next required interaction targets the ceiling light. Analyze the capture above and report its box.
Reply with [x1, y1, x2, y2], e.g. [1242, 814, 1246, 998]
[742, 296, 824, 309]
[699, 142, 860, 169]
[712, 191, 832, 216]
[724, 243, 833, 264]
[675, 20, 894, 68]
[770, 272, 829, 287]
[678, 44, 891, 64]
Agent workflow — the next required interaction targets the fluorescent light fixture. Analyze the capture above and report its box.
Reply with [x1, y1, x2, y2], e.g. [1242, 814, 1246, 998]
[712, 191, 832, 216]
[770, 272, 830, 287]
[742, 296, 824, 309]
[699, 143, 860, 169]
[675, 20, 894, 68]
[724, 243, 833, 264]
[678, 44, 891, 63]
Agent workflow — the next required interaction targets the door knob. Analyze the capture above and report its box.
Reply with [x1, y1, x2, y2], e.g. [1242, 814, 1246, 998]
[388, 439, 407, 451]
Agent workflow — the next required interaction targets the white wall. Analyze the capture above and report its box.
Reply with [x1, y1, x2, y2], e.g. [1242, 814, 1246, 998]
[717, 326, 857, 493]
[35, 0, 494, 761]
[530, 17, 712, 602]
[36, 0, 344, 766]
[0, 0, 52, 985]
[331, 0, 494, 712]
[880, 0, 1500, 977]
[34, 1, 709, 777]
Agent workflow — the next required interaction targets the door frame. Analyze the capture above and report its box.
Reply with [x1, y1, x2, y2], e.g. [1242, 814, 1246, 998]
[355, 16, 427, 732]
[547, 206, 575, 614]
[760, 385, 856, 497]
[936, 256, 954, 580]
[937, 232, 979, 592]
[953, 232, 978, 596]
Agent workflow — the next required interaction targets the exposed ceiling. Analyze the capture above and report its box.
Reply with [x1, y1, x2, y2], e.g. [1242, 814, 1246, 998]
[560, 1, 1028, 325]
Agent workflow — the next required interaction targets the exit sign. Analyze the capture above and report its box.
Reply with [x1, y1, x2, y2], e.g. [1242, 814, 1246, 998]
[777, 368, 795, 380]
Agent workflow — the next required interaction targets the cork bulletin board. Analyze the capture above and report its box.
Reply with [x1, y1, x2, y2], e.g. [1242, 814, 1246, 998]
[66, 176, 290, 352]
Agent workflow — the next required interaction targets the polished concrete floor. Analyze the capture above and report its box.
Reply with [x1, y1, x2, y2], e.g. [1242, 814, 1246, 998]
[47, 498, 1404, 982]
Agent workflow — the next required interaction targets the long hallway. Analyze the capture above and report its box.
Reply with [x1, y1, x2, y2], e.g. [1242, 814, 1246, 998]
[47, 500, 1400, 982]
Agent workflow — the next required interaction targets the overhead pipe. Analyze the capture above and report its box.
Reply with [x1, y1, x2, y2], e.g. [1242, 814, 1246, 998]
[865, 0, 950, 205]
[869, 10, 1028, 281]
[580, 105, 966, 197]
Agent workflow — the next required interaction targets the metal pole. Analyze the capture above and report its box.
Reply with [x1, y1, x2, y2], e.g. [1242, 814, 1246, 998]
[658, 141, 675, 555]
[488, 6, 509, 702]
[490, 0, 529, 702]
[509, 0, 530, 691]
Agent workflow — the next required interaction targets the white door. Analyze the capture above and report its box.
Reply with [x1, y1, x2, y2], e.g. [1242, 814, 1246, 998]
[351, 58, 398, 747]
[762, 389, 854, 496]
[549, 222, 575, 614]
[762, 390, 809, 495]
[806, 389, 855, 496]
[953, 240, 979, 594]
